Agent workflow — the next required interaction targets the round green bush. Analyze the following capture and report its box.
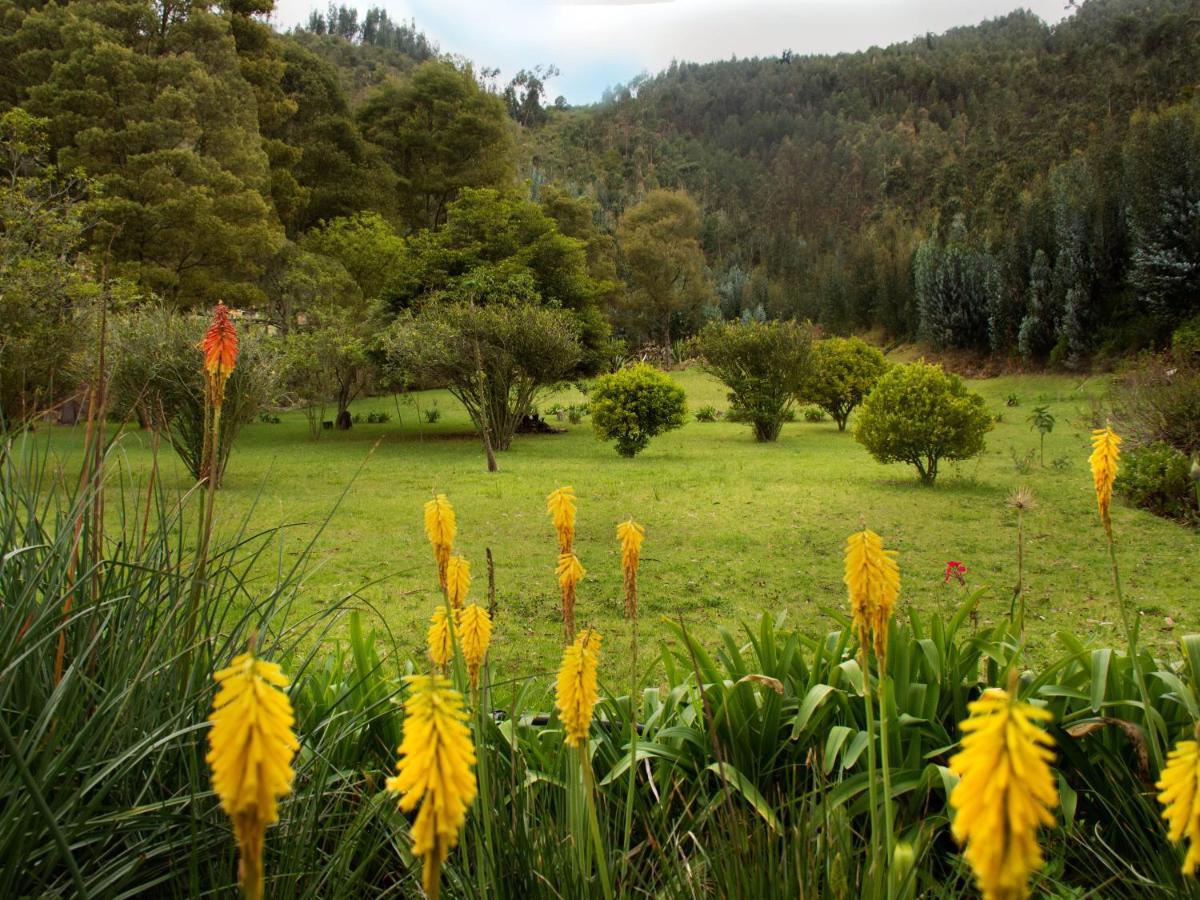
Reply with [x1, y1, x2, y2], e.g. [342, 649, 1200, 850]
[854, 361, 993, 484]
[799, 337, 889, 431]
[590, 363, 687, 457]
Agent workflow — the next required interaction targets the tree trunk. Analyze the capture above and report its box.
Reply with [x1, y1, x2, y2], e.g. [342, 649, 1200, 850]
[335, 408, 352, 430]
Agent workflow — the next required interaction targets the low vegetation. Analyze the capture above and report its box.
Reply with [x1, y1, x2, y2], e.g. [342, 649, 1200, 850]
[589, 363, 687, 457]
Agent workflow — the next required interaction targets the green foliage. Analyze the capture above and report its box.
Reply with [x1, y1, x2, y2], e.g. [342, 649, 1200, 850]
[0, 438, 403, 898]
[357, 60, 513, 231]
[694, 405, 719, 422]
[530, 2, 1200, 356]
[8, 0, 285, 308]
[855, 361, 992, 484]
[384, 280, 582, 453]
[913, 217, 1000, 351]
[1125, 101, 1200, 327]
[615, 190, 715, 352]
[799, 337, 889, 431]
[1115, 441, 1199, 525]
[0, 110, 94, 426]
[280, 321, 371, 439]
[298, 212, 406, 302]
[1172, 315, 1200, 361]
[691, 319, 813, 442]
[107, 308, 277, 482]
[390, 187, 610, 368]
[1028, 405, 1056, 466]
[589, 363, 687, 457]
[1112, 354, 1200, 456]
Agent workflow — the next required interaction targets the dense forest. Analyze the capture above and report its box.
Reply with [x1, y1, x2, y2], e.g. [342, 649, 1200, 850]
[1, 0, 1198, 392]
[531, 0, 1200, 361]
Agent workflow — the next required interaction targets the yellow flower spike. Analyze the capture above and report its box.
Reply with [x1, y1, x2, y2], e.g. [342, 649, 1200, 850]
[423, 494, 456, 590]
[555, 629, 602, 748]
[616, 519, 644, 619]
[386, 675, 477, 900]
[457, 603, 493, 689]
[445, 555, 471, 610]
[206, 650, 298, 900]
[843, 528, 900, 662]
[427, 606, 454, 669]
[1089, 426, 1121, 535]
[949, 689, 1058, 900]
[1157, 736, 1200, 875]
[546, 486, 577, 552]
[556, 551, 586, 642]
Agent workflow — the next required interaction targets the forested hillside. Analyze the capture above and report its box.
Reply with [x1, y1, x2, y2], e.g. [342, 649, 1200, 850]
[1, 0, 1197, 403]
[531, 0, 1200, 360]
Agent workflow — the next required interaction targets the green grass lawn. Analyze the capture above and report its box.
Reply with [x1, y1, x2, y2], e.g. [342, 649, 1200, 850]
[37, 368, 1197, 688]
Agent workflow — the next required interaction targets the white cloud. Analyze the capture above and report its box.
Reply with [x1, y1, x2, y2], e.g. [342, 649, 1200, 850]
[271, 0, 1072, 102]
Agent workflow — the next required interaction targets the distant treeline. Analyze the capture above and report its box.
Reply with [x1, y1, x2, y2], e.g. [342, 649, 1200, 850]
[530, 0, 1200, 359]
[0, 0, 1197, 366]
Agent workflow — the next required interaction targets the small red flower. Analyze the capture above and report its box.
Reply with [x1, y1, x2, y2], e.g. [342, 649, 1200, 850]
[944, 560, 968, 586]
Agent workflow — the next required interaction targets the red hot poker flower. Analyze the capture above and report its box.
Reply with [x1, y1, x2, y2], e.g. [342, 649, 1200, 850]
[200, 302, 239, 405]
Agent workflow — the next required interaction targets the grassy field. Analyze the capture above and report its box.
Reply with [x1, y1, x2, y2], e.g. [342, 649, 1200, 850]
[35, 367, 1197, 687]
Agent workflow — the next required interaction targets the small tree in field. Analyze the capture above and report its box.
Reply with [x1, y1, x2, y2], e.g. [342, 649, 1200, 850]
[799, 337, 889, 431]
[855, 361, 992, 485]
[1028, 406, 1055, 466]
[590, 363, 687, 457]
[691, 320, 813, 442]
[384, 277, 582, 466]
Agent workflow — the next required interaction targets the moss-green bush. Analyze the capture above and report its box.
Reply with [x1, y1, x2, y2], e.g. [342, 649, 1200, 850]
[855, 361, 992, 484]
[799, 337, 889, 431]
[590, 363, 687, 457]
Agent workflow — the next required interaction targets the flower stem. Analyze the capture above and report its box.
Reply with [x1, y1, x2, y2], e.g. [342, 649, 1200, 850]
[861, 646, 884, 897]
[877, 660, 897, 899]
[582, 749, 613, 900]
[1106, 530, 1163, 771]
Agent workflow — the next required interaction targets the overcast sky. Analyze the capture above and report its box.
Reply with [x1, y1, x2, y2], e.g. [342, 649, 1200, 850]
[270, 0, 1075, 104]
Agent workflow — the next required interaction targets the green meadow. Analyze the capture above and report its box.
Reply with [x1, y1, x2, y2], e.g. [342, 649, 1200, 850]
[38, 367, 1197, 684]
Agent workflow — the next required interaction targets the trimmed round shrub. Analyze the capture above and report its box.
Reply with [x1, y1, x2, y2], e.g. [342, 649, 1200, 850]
[1116, 442, 1198, 524]
[855, 361, 993, 485]
[799, 337, 889, 431]
[590, 363, 687, 457]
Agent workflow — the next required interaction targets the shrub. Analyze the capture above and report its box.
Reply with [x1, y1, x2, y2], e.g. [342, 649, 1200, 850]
[1116, 442, 1199, 524]
[855, 361, 993, 484]
[694, 405, 719, 422]
[589, 363, 687, 457]
[1111, 354, 1200, 455]
[384, 287, 582, 456]
[1171, 315, 1200, 362]
[423, 403, 441, 424]
[798, 337, 889, 431]
[691, 320, 813, 442]
[802, 406, 827, 423]
[108, 307, 276, 482]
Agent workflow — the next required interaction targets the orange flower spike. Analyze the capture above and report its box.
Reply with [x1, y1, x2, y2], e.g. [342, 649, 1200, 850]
[200, 302, 239, 404]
